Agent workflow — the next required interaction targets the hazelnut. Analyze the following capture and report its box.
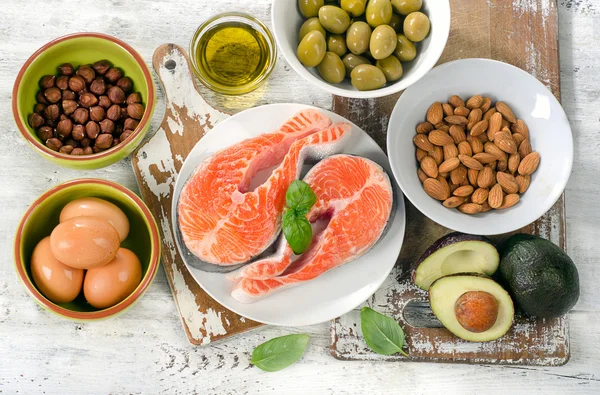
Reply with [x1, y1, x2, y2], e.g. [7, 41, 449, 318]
[79, 92, 98, 108]
[46, 138, 63, 151]
[127, 103, 145, 120]
[120, 129, 133, 143]
[107, 86, 125, 104]
[120, 106, 129, 119]
[77, 66, 96, 84]
[92, 146, 102, 153]
[62, 90, 76, 101]
[83, 146, 94, 155]
[28, 113, 45, 128]
[71, 148, 85, 155]
[104, 67, 123, 83]
[106, 104, 121, 121]
[92, 60, 111, 75]
[98, 95, 111, 109]
[116, 77, 133, 93]
[126, 92, 142, 104]
[60, 114, 69, 121]
[72, 124, 85, 140]
[124, 118, 139, 130]
[38, 126, 54, 141]
[112, 137, 120, 147]
[40, 75, 56, 89]
[57, 119, 73, 138]
[99, 118, 115, 134]
[36, 90, 49, 105]
[44, 104, 60, 121]
[80, 137, 91, 147]
[56, 75, 69, 90]
[44, 87, 62, 103]
[89, 78, 106, 95]
[45, 119, 56, 128]
[68, 76, 86, 92]
[34, 103, 47, 114]
[59, 145, 74, 155]
[62, 100, 78, 115]
[71, 108, 89, 124]
[89, 106, 105, 122]
[85, 121, 100, 139]
[95, 133, 113, 149]
[115, 124, 124, 136]
[58, 63, 75, 76]
[64, 138, 79, 148]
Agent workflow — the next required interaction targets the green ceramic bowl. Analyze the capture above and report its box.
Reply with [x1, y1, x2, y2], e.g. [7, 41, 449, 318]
[14, 179, 161, 320]
[12, 33, 156, 170]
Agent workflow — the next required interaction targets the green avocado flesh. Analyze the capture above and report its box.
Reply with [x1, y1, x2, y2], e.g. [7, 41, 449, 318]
[498, 234, 580, 318]
[429, 275, 514, 342]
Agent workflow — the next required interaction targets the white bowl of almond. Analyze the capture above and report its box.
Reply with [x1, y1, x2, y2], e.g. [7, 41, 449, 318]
[387, 58, 573, 235]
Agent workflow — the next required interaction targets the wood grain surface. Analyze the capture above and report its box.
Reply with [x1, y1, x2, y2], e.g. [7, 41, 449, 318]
[331, 0, 568, 364]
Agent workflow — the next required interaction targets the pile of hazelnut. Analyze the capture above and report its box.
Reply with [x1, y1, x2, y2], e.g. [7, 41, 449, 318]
[28, 60, 145, 155]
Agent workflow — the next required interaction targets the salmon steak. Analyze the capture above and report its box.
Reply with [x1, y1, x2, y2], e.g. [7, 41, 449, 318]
[231, 154, 394, 303]
[178, 109, 354, 265]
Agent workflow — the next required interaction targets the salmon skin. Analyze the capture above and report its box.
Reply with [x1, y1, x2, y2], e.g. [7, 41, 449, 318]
[231, 154, 394, 303]
[178, 109, 354, 266]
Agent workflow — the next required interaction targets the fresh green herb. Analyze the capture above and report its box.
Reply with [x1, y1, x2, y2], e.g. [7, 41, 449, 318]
[250, 334, 310, 372]
[360, 307, 409, 356]
[282, 180, 317, 254]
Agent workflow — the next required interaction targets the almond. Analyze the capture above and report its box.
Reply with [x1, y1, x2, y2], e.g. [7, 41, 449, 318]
[435, 123, 450, 132]
[426, 102, 443, 124]
[487, 112, 502, 141]
[467, 168, 479, 186]
[443, 196, 464, 208]
[511, 119, 529, 139]
[414, 134, 434, 152]
[454, 106, 470, 117]
[416, 147, 427, 162]
[497, 158, 508, 172]
[480, 97, 492, 113]
[424, 178, 449, 200]
[518, 139, 532, 158]
[499, 193, 520, 209]
[480, 202, 492, 212]
[477, 166, 494, 188]
[508, 152, 520, 174]
[444, 115, 469, 126]
[466, 95, 483, 109]
[442, 103, 454, 117]
[471, 188, 489, 204]
[479, 133, 489, 143]
[496, 101, 517, 123]
[417, 168, 428, 183]
[497, 171, 519, 194]
[443, 144, 459, 160]
[453, 185, 474, 197]
[438, 157, 460, 173]
[420, 156, 439, 178]
[488, 184, 504, 208]
[449, 183, 460, 194]
[467, 108, 483, 130]
[469, 135, 484, 154]
[449, 95, 465, 108]
[428, 130, 454, 146]
[449, 125, 466, 143]
[416, 121, 434, 134]
[457, 141, 472, 156]
[470, 120, 489, 137]
[494, 133, 517, 154]
[488, 161, 498, 171]
[450, 165, 467, 185]
[512, 133, 525, 147]
[473, 152, 497, 164]
[458, 154, 483, 170]
[501, 118, 511, 130]
[483, 107, 497, 122]
[516, 174, 531, 193]
[518, 152, 541, 175]
[484, 141, 506, 161]
[458, 203, 482, 214]
[437, 175, 451, 197]
[432, 145, 444, 165]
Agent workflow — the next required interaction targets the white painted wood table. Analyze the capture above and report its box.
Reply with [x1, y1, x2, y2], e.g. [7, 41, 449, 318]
[1, 1, 598, 393]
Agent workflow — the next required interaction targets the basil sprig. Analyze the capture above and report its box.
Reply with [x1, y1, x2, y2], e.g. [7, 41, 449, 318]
[360, 307, 409, 356]
[251, 334, 310, 372]
[282, 180, 317, 254]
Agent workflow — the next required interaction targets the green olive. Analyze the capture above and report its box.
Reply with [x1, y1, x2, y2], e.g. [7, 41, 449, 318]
[299, 17, 327, 42]
[388, 13, 403, 32]
[327, 34, 348, 57]
[318, 6, 351, 34]
[340, 0, 367, 17]
[297, 30, 327, 67]
[369, 25, 397, 59]
[365, 0, 393, 27]
[346, 21, 371, 55]
[342, 53, 371, 76]
[393, 34, 416, 61]
[375, 55, 403, 81]
[298, 0, 325, 18]
[403, 11, 430, 42]
[391, 0, 422, 15]
[350, 64, 386, 90]
[317, 52, 346, 83]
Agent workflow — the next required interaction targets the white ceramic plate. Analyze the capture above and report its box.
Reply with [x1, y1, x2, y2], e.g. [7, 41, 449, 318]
[387, 59, 573, 235]
[172, 103, 405, 326]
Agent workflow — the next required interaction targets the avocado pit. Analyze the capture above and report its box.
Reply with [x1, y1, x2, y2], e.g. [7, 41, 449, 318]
[454, 291, 499, 333]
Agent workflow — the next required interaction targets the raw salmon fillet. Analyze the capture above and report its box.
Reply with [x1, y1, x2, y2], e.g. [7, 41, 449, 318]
[231, 154, 393, 302]
[178, 110, 354, 265]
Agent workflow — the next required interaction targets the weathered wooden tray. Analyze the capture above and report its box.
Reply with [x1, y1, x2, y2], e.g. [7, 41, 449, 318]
[330, 0, 568, 365]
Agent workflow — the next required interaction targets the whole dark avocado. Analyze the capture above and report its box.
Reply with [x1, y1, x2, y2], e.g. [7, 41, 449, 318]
[498, 234, 580, 318]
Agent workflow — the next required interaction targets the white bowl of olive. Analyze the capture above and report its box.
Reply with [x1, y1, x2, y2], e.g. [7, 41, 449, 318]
[271, 0, 451, 98]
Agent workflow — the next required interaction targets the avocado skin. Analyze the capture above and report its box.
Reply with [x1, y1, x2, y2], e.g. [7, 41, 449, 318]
[498, 234, 580, 318]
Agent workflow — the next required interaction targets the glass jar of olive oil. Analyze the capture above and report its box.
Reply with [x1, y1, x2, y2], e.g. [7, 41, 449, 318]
[190, 12, 277, 95]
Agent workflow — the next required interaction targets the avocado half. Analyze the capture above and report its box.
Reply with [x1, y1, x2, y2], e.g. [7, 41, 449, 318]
[413, 232, 499, 290]
[498, 234, 580, 318]
[429, 274, 514, 342]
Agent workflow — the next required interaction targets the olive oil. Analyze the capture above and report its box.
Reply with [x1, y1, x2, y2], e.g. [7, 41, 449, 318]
[194, 22, 272, 92]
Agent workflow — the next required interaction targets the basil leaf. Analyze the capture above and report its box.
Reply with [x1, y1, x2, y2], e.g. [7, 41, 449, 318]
[282, 209, 313, 255]
[360, 307, 409, 356]
[286, 180, 317, 211]
[251, 334, 310, 372]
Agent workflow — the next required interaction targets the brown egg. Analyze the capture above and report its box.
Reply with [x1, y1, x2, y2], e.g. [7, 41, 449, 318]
[83, 248, 142, 309]
[50, 216, 120, 269]
[31, 237, 84, 303]
[59, 197, 130, 242]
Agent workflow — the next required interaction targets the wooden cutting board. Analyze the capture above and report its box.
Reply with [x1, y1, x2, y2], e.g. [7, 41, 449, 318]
[330, 0, 568, 365]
